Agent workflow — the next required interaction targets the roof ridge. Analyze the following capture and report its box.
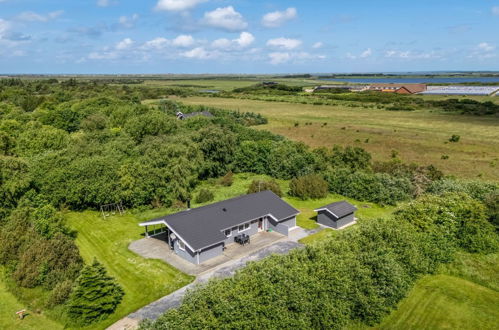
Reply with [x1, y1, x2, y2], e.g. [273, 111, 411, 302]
[158, 190, 275, 222]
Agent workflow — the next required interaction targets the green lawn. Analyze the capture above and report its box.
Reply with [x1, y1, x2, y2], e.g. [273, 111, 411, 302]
[377, 274, 499, 330]
[65, 211, 194, 330]
[179, 96, 499, 181]
[0, 270, 63, 330]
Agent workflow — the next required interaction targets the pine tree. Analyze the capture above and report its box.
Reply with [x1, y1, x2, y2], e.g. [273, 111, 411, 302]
[67, 259, 124, 325]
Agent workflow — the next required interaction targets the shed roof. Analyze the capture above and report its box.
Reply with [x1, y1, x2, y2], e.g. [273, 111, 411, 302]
[315, 201, 357, 219]
[140, 191, 299, 251]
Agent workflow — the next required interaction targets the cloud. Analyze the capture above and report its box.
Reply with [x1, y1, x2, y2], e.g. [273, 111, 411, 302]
[119, 14, 139, 28]
[235, 32, 254, 47]
[266, 37, 302, 50]
[468, 42, 497, 59]
[360, 48, 372, 58]
[211, 31, 255, 50]
[312, 42, 323, 49]
[182, 47, 217, 59]
[97, 0, 118, 7]
[0, 19, 9, 38]
[384, 49, 442, 60]
[142, 37, 169, 50]
[478, 42, 495, 52]
[155, 0, 206, 12]
[202, 6, 248, 31]
[172, 34, 195, 47]
[262, 7, 297, 28]
[268, 51, 325, 65]
[116, 38, 134, 50]
[492, 6, 499, 16]
[16, 10, 63, 22]
[346, 48, 373, 59]
[268, 52, 291, 64]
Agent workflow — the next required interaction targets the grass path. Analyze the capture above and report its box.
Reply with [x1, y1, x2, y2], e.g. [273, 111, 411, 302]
[65, 211, 194, 330]
[179, 96, 499, 180]
[0, 271, 63, 330]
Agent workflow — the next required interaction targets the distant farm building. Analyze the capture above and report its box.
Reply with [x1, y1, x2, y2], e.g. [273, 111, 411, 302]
[368, 83, 427, 94]
[420, 86, 499, 96]
[309, 85, 367, 93]
[176, 111, 214, 120]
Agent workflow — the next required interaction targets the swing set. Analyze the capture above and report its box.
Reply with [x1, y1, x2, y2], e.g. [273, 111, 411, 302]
[100, 202, 126, 219]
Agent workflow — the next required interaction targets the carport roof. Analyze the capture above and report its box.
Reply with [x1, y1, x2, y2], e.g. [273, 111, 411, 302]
[140, 190, 299, 252]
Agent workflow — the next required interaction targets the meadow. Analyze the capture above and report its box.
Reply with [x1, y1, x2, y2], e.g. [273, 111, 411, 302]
[179, 96, 499, 181]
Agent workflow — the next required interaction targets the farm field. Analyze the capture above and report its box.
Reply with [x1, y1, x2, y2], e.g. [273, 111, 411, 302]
[179, 96, 499, 181]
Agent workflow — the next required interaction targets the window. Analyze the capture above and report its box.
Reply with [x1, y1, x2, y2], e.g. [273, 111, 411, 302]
[178, 240, 185, 251]
[225, 229, 232, 237]
[238, 223, 250, 233]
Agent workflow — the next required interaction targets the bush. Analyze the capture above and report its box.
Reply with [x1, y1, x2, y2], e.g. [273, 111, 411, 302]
[449, 134, 460, 142]
[247, 179, 283, 197]
[195, 189, 214, 204]
[68, 259, 124, 325]
[395, 193, 499, 254]
[219, 171, 234, 186]
[324, 168, 412, 205]
[289, 174, 328, 200]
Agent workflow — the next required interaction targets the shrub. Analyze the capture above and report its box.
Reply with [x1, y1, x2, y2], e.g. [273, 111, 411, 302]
[195, 189, 214, 204]
[324, 168, 412, 205]
[449, 135, 460, 143]
[395, 193, 499, 254]
[289, 174, 328, 200]
[219, 171, 234, 187]
[247, 179, 282, 197]
[68, 259, 124, 325]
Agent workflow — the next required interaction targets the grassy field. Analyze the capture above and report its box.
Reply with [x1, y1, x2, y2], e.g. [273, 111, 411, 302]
[179, 96, 499, 181]
[65, 211, 194, 329]
[140, 77, 323, 91]
[0, 270, 63, 330]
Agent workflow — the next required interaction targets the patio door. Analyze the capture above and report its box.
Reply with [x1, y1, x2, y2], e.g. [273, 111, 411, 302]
[258, 218, 265, 232]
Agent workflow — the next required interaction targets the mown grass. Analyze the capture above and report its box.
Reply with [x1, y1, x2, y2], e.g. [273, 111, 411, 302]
[65, 211, 194, 329]
[377, 274, 499, 330]
[179, 96, 499, 181]
[0, 269, 63, 330]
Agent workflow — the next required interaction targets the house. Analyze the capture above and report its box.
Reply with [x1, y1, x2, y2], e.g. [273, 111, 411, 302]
[176, 111, 213, 120]
[314, 201, 357, 229]
[368, 83, 427, 94]
[139, 191, 300, 265]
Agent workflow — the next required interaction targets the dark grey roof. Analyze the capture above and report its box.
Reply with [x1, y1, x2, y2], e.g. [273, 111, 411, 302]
[141, 191, 299, 251]
[182, 111, 213, 119]
[316, 201, 357, 218]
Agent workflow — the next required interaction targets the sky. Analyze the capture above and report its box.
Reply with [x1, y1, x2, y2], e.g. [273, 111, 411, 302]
[0, 0, 498, 74]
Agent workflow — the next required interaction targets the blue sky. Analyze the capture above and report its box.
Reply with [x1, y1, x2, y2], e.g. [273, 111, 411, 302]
[0, 0, 498, 74]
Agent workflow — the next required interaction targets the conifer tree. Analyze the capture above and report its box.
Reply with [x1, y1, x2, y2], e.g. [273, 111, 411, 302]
[68, 259, 124, 325]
